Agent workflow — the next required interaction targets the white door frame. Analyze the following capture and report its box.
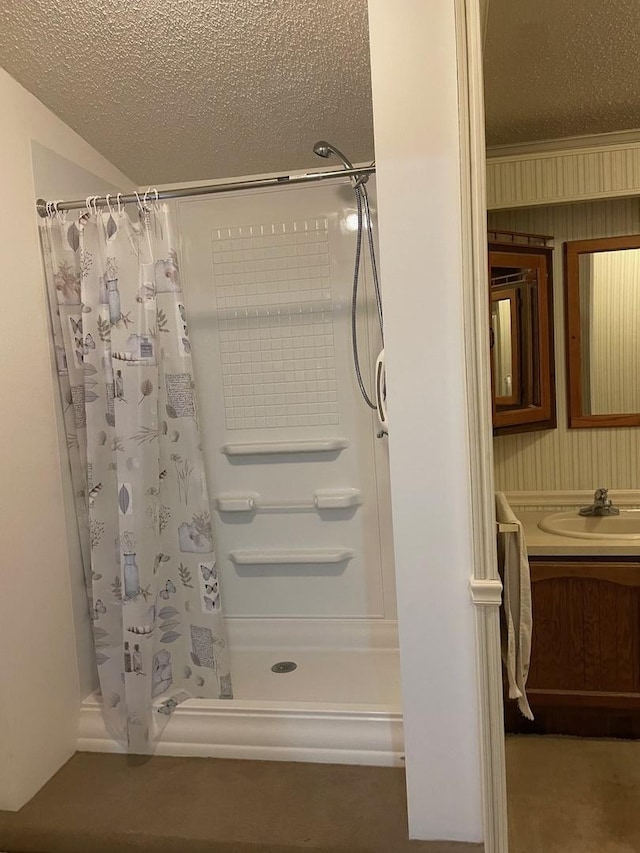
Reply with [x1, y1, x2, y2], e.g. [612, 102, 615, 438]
[368, 0, 506, 845]
[456, 1, 509, 851]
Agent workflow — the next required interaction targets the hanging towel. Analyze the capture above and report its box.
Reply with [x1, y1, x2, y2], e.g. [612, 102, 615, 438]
[495, 492, 533, 720]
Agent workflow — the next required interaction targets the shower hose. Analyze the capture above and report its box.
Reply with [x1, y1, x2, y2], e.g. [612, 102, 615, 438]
[351, 180, 385, 415]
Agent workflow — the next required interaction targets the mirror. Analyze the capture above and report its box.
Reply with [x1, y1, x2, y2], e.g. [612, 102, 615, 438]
[565, 234, 640, 427]
[489, 234, 556, 435]
[491, 290, 519, 404]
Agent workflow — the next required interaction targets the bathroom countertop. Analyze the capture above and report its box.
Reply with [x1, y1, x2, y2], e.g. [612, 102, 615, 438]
[517, 510, 640, 558]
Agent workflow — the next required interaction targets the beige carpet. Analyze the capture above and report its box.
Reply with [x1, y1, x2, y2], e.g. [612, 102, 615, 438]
[507, 735, 640, 853]
[0, 753, 482, 853]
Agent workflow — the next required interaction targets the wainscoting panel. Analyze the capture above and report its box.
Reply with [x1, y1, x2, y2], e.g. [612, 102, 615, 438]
[487, 143, 640, 210]
[490, 198, 640, 491]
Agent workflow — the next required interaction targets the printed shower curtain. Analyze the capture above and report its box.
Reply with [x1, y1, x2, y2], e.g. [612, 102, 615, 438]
[40, 202, 232, 752]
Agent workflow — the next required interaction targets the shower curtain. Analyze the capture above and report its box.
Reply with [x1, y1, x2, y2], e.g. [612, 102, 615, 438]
[40, 202, 232, 752]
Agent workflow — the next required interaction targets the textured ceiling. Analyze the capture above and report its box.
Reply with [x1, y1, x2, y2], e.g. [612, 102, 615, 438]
[484, 0, 640, 147]
[3, 1, 640, 181]
[0, 0, 374, 184]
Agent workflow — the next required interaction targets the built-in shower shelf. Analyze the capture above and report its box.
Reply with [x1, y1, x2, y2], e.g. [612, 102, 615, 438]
[221, 438, 349, 457]
[216, 489, 362, 513]
[229, 548, 354, 566]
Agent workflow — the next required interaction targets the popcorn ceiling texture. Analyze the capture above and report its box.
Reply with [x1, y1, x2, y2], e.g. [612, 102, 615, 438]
[485, 0, 640, 147]
[0, 0, 374, 184]
[4, 0, 639, 178]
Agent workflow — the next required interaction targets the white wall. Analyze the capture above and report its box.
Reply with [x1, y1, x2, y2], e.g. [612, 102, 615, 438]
[491, 198, 640, 492]
[368, 0, 483, 843]
[0, 66, 133, 810]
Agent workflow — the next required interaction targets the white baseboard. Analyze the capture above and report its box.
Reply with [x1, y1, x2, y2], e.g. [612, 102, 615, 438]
[78, 695, 404, 767]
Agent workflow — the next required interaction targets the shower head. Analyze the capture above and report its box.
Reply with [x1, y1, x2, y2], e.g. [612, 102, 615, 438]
[312, 139, 370, 187]
[313, 140, 333, 159]
[312, 140, 355, 172]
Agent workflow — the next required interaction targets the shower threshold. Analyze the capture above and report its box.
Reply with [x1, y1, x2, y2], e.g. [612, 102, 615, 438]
[78, 643, 403, 766]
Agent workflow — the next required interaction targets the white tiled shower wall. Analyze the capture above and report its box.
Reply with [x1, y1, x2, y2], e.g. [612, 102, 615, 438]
[213, 220, 339, 430]
[177, 182, 396, 622]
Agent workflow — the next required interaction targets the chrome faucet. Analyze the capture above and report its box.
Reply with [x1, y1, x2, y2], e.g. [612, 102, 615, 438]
[579, 488, 620, 517]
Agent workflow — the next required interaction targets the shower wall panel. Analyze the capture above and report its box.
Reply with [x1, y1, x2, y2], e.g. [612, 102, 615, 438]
[176, 180, 395, 619]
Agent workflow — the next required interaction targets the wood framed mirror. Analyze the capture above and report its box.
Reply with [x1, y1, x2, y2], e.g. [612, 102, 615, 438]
[489, 232, 557, 436]
[491, 287, 520, 407]
[565, 234, 640, 428]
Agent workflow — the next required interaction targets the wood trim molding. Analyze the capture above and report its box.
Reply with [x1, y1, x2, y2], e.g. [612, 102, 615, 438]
[487, 128, 640, 160]
[456, 1, 508, 851]
[531, 560, 640, 586]
[487, 137, 640, 210]
[526, 689, 640, 710]
[470, 578, 503, 606]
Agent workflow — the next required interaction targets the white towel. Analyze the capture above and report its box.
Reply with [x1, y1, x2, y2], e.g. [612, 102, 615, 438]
[495, 492, 533, 720]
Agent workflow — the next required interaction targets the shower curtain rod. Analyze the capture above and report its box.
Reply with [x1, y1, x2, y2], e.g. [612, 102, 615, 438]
[35, 165, 376, 217]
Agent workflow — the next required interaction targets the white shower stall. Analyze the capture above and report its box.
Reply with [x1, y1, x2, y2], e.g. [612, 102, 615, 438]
[79, 175, 403, 765]
[2, 5, 486, 841]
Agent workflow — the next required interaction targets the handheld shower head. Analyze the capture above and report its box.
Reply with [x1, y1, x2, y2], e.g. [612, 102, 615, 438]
[312, 140, 355, 172]
[312, 139, 369, 189]
[313, 140, 332, 159]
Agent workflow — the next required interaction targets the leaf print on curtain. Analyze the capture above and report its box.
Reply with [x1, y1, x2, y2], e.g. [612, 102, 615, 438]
[40, 203, 232, 753]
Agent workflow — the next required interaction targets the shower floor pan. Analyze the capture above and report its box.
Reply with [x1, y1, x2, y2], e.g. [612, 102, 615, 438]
[78, 627, 403, 766]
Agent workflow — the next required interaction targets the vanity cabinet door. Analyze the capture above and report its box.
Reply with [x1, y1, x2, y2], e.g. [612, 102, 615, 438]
[505, 558, 640, 738]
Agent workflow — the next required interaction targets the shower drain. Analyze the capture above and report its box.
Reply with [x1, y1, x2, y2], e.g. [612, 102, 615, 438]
[271, 661, 298, 674]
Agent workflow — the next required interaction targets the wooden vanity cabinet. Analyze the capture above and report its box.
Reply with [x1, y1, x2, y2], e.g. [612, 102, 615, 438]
[505, 557, 640, 738]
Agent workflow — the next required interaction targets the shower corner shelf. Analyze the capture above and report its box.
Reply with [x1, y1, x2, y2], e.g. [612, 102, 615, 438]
[229, 548, 354, 566]
[221, 438, 349, 457]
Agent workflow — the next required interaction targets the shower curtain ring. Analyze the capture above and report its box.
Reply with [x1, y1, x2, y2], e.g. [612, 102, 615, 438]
[46, 201, 52, 217]
[116, 193, 123, 214]
[134, 191, 143, 211]
[106, 194, 113, 215]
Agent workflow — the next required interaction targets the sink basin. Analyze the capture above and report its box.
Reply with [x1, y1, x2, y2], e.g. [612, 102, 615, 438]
[539, 509, 640, 540]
